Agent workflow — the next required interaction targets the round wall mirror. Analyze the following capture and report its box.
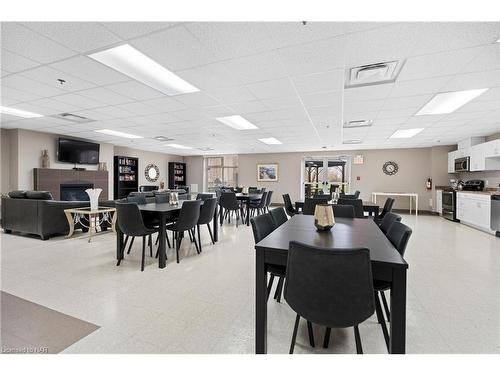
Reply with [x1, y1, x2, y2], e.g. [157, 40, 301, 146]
[145, 164, 160, 182]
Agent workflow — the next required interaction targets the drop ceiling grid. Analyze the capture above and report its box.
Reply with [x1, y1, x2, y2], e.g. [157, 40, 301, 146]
[1, 22, 499, 155]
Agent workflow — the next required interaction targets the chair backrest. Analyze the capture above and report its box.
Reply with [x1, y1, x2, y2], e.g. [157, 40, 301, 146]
[354, 190, 361, 198]
[332, 204, 355, 218]
[196, 193, 214, 200]
[197, 198, 217, 225]
[154, 193, 169, 204]
[379, 212, 402, 234]
[386, 221, 412, 256]
[265, 191, 273, 207]
[248, 187, 258, 194]
[174, 200, 202, 231]
[269, 207, 288, 227]
[282, 193, 296, 216]
[235, 187, 243, 193]
[127, 194, 147, 205]
[339, 194, 357, 200]
[220, 192, 240, 210]
[139, 185, 158, 192]
[380, 198, 395, 218]
[284, 241, 375, 328]
[303, 197, 328, 215]
[260, 187, 266, 193]
[115, 202, 148, 237]
[337, 198, 364, 218]
[250, 213, 276, 243]
[314, 194, 331, 200]
[257, 191, 268, 209]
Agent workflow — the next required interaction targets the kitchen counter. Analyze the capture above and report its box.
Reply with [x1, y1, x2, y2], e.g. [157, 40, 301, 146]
[435, 186, 500, 195]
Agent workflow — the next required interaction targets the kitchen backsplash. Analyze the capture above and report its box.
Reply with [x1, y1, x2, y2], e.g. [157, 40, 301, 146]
[455, 171, 500, 188]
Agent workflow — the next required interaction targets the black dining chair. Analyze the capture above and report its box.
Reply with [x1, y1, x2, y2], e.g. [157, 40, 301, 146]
[353, 190, 361, 198]
[165, 200, 202, 263]
[265, 191, 273, 213]
[332, 204, 355, 218]
[285, 241, 375, 354]
[125, 195, 158, 253]
[374, 221, 413, 351]
[283, 194, 298, 216]
[115, 202, 160, 271]
[196, 193, 214, 200]
[270, 207, 288, 228]
[196, 198, 217, 250]
[375, 198, 395, 224]
[250, 191, 268, 217]
[220, 192, 244, 227]
[302, 197, 329, 215]
[314, 194, 331, 200]
[154, 193, 169, 203]
[379, 212, 402, 234]
[337, 198, 364, 218]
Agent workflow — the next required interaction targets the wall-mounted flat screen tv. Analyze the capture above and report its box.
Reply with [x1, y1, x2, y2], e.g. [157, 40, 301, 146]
[58, 138, 100, 164]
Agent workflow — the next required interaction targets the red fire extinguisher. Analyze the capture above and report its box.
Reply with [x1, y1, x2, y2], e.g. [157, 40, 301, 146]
[426, 178, 432, 191]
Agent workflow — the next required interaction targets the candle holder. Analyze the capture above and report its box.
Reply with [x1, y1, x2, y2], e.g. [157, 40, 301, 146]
[169, 192, 179, 205]
[314, 204, 335, 231]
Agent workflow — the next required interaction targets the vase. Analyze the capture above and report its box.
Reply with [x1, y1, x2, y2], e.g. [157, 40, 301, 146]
[314, 204, 335, 231]
[85, 188, 102, 211]
[169, 192, 179, 205]
[41, 150, 50, 168]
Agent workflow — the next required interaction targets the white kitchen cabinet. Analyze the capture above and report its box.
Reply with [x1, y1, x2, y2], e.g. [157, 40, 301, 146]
[470, 143, 486, 171]
[435, 189, 443, 214]
[483, 139, 500, 158]
[456, 192, 491, 230]
[448, 150, 457, 173]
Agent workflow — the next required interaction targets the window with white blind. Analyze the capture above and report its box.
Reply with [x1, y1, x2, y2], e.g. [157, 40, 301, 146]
[205, 155, 238, 191]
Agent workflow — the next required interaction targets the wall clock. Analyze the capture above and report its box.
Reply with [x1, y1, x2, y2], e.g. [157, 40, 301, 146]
[382, 161, 399, 176]
[145, 164, 160, 182]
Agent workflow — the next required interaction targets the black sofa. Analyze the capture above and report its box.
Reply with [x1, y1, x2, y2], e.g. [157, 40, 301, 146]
[1, 190, 115, 240]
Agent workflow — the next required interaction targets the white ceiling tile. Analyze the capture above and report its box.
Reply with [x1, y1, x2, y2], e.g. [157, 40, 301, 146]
[291, 70, 344, 95]
[1, 86, 42, 104]
[105, 80, 165, 101]
[222, 51, 288, 85]
[100, 22, 179, 40]
[174, 92, 220, 107]
[52, 93, 103, 110]
[141, 97, 188, 112]
[20, 66, 96, 92]
[382, 95, 434, 111]
[113, 102, 157, 116]
[170, 108, 207, 121]
[260, 96, 302, 110]
[343, 84, 394, 102]
[174, 62, 240, 89]
[227, 100, 269, 114]
[1, 23, 77, 63]
[77, 87, 133, 106]
[205, 86, 257, 104]
[388, 76, 451, 98]
[51, 56, 130, 86]
[246, 78, 297, 99]
[1, 49, 41, 73]
[441, 70, 500, 91]
[22, 22, 121, 53]
[2, 74, 67, 97]
[460, 44, 500, 74]
[301, 91, 343, 109]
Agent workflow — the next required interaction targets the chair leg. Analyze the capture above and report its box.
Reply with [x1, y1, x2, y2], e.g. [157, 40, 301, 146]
[188, 229, 194, 242]
[175, 232, 181, 264]
[354, 325, 363, 354]
[307, 320, 315, 348]
[207, 223, 214, 244]
[323, 327, 331, 349]
[289, 314, 300, 354]
[141, 236, 146, 272]
[274, 277, 284, 301]
[126, 236, 135, 254]
[123, 235, 129, 252]
[197, 224, 202, 252]
[374, 291, 390, 352]
[149, 235, 153, 257]
[192, 228, 200, 254]
[380, 291, 390, 322]
[155, 234, 159, 245]
[266, 274, 275, 301]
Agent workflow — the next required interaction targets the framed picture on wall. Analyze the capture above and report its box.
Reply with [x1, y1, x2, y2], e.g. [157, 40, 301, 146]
[257, 163, 279, 182]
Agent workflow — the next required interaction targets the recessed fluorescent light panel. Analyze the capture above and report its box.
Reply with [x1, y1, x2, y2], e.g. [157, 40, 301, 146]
[165, 144, 192, 149]
[88, 44, 199, 96]
[216, 115, 259, 130]
[258, 137, 282, 145]
[416, 89, 489, 115]
[95, 129, 143, 139]
[0, 105, 43, 118]
[496, 37, 500, 43]
[390, 128, 424, 139]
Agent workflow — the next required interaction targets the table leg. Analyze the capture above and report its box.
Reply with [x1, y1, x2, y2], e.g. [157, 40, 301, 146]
[88, 213, 94, 243]
[213, 204, 219, 242]
[255, 249, 267, 354]
[246, 200, 250, 226]
[64, 211, 75, 238]
[415, 195, 418, 216]
[219, 206, 224, 226]
[111, 210, 117, 233]
[158, 212, 167, 269]
[409, 197, 412, 215]
[390, 267, 407, 354]
[116, 225, 124, 265]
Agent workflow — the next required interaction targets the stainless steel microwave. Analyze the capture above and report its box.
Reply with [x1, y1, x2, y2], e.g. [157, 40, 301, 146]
[454, 157, 470, 172]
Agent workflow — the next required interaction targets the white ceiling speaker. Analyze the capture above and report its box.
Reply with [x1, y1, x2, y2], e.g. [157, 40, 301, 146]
[345, 60, 405, 88]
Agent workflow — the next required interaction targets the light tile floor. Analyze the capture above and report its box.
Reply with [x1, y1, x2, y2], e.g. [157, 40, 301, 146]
[1, 214, 499, 354]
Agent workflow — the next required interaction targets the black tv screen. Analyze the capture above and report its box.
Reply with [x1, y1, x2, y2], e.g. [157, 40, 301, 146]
[58, 138, 100, 165]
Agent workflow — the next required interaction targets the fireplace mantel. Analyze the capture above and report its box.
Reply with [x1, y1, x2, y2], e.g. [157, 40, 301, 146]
[33, 168, 108, 201]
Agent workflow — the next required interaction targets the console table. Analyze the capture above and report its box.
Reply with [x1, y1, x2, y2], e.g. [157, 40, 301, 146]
[371, 192, 419, 216]
[64, 206, 116, 242]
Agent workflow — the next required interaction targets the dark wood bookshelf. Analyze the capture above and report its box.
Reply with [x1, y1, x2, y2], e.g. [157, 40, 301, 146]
[168, 162, 186, 189]
[114, 156, 139, 199]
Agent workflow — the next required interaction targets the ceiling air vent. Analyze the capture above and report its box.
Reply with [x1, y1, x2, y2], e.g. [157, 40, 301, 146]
[154, 136, 175, 141]
[51, 113, 95, 123]
[343, 140, 363, 144]
[197, 147, 215, 151]
[345, 60, 404, 88]
[343, 120, 373, 129]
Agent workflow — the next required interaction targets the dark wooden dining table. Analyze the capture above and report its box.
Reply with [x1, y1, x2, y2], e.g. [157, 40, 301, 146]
[116, 200, 218, 269]
[233, 193, 263, 226]
[254, 214, 408, 354]
[295, 200, 380, 217]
